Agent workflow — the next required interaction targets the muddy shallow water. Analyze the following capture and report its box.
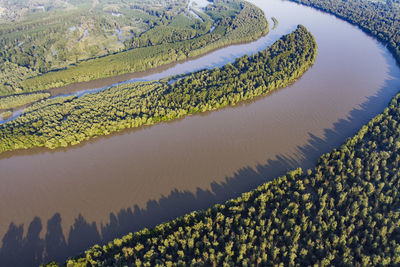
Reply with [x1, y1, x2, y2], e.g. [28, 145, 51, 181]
[1, 0, 400, 265]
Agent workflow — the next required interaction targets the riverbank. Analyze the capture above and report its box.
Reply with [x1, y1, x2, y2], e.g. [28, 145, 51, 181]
[60, 0, 400, 265]
[1, 0, 400, 265]
[17, 2, 268, 94]
[0, 26, 316, 153]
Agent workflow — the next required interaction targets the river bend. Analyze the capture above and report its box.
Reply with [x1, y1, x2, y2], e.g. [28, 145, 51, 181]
[1, 0, 400, 264]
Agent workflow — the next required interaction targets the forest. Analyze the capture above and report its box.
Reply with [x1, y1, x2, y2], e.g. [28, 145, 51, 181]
[51, 87, 400, 266]
[0, 25, 317, 154]
[43, 0, 400, 266]
[0, 0, 268, 96]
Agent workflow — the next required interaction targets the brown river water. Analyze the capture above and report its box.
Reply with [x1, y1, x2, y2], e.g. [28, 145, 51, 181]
[1, 0, 400, 265]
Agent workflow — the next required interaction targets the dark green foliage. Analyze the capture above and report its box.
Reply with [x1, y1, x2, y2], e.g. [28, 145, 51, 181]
[44, 1, 400, 266]
[60, 92, 400, 266]
[0, 25, 316, 153]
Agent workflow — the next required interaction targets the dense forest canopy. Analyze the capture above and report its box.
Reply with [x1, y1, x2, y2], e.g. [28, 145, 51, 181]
[0, 0, 268, 96]
[44, 0, 400, 266]
[0, 25, 317, 154]
[54, 93, 400, 265]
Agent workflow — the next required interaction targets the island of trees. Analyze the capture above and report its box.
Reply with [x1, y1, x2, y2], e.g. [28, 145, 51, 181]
[43, 0, 400, 266]
[0, 25, 317, 154]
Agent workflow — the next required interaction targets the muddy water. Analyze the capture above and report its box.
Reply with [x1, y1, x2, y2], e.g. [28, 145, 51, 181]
[1, 0, 400, 264]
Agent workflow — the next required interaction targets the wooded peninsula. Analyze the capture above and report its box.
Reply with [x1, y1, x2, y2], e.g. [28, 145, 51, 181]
[45, 0, 400, 266]
[0, 25, 317, 154]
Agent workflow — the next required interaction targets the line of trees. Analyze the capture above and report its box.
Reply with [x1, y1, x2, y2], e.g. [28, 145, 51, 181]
[0, 0, 268, 96]
[43, 0, 400, 266]
[0, 25, 317, 154]
[51, 88, 400, 267]
[18, 1, 269, 93]
[0, 0, 192, 95]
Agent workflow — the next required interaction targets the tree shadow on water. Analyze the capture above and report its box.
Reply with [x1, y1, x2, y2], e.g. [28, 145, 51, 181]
[0, 140, 323, 266]
[1, 74, 399, 265]
[0, 123, 364, 265]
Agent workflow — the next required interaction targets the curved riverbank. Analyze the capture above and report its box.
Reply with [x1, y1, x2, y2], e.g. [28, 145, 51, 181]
[61, 0, 400, 264]
[1, 0, 400, 265]
[17, 2, 268, 94]
[0, 26, 317, 153]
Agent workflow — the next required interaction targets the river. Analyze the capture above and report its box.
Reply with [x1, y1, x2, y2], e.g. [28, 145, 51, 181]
[1, 0, 400, 265]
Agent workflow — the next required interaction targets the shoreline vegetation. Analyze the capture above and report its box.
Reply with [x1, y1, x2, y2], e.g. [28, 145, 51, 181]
[0, 0, 269, 97]
[56, 93, 400, 266]
[0, 111, 12, 120]
[0, 92, 51, 111]
[45, 0, 400, 266]
[0, 25, 317, 154]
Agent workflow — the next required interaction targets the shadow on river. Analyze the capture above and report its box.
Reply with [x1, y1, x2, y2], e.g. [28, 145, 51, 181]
[2, 0, 400, 265]
[0, 79, 398, 265]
